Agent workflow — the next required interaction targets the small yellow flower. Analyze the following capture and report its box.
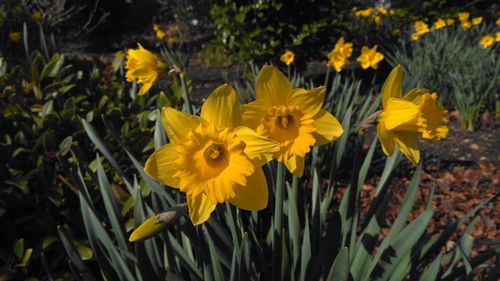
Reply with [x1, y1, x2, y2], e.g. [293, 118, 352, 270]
[280, 50, 295, 66]
[31, 11, 42, 23]
[480, 35, 495, 48]
[145, 84, 280, 225]
[445, 18, 455, 26]
[9, 32, 21, 42]
[495, 32, 500, 42]
[357, 45, 384, 70]
[373, 15, 382, 25]
[377, 66, 448, 165]
[376, 7, 388, 15]
[411, 21, 429, 41]
[328, 37, 353, 72]
[460, 21, 471, 30]
[471, 17, 483, 25]
[153, 24, 166, 40]
[125, 44, 167, 96]
[354, 8, 373, 17]
[458, 12, 470, 22]
[242, 66, 343, 176]
[432, 19, 446, 30]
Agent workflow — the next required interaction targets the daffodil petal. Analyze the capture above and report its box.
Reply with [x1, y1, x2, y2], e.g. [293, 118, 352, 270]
[129, 215, 166, 242]
[234, 126, 280, 166]
[377, 121, 395, 156]
[381, 65, 403, 109]
[228, 169, 268, 211]
[241, 100, 268, 129]
[162, 107, 205, 144]
[402, 88, 428, 102]
[144, 143, 180, 188]
[288, 87, 326, 116]
[313, 110, 343, 145]
[383, 98, 420, 130]
[256, 65, 291, 106]
[393, 132, 420, 165]
[201, 84, 242, 129]
[284, 155, 305, 177]
[187, 193, 217, 225]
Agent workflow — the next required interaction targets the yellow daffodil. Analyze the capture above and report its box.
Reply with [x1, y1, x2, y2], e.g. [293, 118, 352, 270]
[280, 50, 295, 66]
[458, 12, 470, 22]
[328, 37, 353, 72]
[445, 18, 455, 26]
[153, 24, 166, 40]
[354, 8, 373, 17]
[432, 19, 446, 30]
[471, 17, 483, 25]
[460, 21, 471, 30]
[411, 21, 429, 41]
[495, 32, 500, 42]
[357, 45, 384, 70]
[480, 35, 495, 48]
[376, 7, 388, 16]
[9, 32, 21, 42]
[125, 44, 167, 96]
[373, 15, 382, 25]
[31, 11, 42, 23]
[377, 66, 448, 165]
[145, 84, 279, 225]
[241, 66, 343, 176]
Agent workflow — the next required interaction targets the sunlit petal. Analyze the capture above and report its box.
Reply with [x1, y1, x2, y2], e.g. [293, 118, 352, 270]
[313, 110, 343, 145]
[228, 169, 268, 211]
[201, 84, 242, 129]
[187, 193, 217, 225]
[256, 65, 291, 106]
[144, 144, 180, 188]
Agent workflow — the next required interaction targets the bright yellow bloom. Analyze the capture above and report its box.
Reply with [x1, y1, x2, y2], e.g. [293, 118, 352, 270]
[377, 7, 388, 15]
[458, 12, 470, 22]
[354, 8, 373, 17]
[31, 11, 42, 23]
[125, 44, 167, 96]
[242, 66, 343, 176]
[357, 45, 384, 70]
[373, 15, 382, 25]
[145, 85, 279, 225]
[153, 24, 166, 40]
[411, 21, 429, 41]
[432, 19, 446, 30]
[377, 66, 448, 165]
[280, 50, 295, 66]
[495, 32, 500, 42]
[9, 32, 21, 42]
[460, 21, 471, 30]
[480, 35, 495, 48]
[328, 37, 353, 72]
[471, 17, 483, 25]
[445, 18, 455, 26]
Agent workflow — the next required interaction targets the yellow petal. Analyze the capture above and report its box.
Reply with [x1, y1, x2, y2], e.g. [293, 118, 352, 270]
[187, 193, 217, 225]
[402, 88, 428, 102]
[376, 120, 395, 156]
[381, 65, 403, 109]
[234, 126, 280, 166]
[383, 98, 420, 130]
[313, 110, 343, 145]
[256, 65, 291, 106]
[228, 169, 268, 211]
[144, 144, 180, 188]
[201, 84, 242, 129]
[129, 215, 166, 242]
[241, 100, 269, 129]
[288, 87, 326, 116]
[393, 132, 420, 165]
[161, 107, 205, 144]
[284, 155, 305, 177]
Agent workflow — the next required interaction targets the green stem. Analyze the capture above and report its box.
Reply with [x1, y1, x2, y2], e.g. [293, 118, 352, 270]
[180, 73, 193, 115]
[287, 65, 291, 81]
[273, 162, 286, 281]
[324, 65, 331, 89]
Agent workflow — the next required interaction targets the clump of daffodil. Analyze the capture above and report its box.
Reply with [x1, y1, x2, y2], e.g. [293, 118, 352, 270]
[411, 21, 430, 41]
[328, 37, 353, 72]
[145, 84, 279, 225]
[457, 12, 470, 22]
[241, 66, 343, 176]
[125, 44, 167, 96]
[471, 16, 483, 25]
[153, 24, 166, 40]
[377, 65, 448, 165]
[353, 7, 373, 18]
[9, 32, 21, 42]
[445, 18, 455, 26]
[280, 50, 295, 66]
[480, 35, 495, 48]
[357, 45, 384, 70]
[432, 18, 446, 30]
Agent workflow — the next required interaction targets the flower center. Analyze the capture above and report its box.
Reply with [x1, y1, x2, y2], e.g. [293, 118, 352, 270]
[205, 143, 224, 160]
[276, 114, 293, 129]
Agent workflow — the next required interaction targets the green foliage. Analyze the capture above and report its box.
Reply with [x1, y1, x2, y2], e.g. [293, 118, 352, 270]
[386, 24, 500, 130]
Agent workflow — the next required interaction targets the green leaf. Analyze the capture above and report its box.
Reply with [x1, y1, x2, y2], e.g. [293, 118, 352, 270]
[327, 247, 349, 281]
[419, 254, 441, 281]
[14, 239, 24, 261]
[58, 136, 73, 156]
[40, 54, 64, 80]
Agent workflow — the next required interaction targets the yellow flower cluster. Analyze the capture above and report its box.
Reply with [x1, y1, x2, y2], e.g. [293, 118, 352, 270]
[457, 12, 483, 30]
[411, 21, 430, 41]
[153, 24, 166, 40]
[352, 6, 392, 26]
[328, 37, 353, 72]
